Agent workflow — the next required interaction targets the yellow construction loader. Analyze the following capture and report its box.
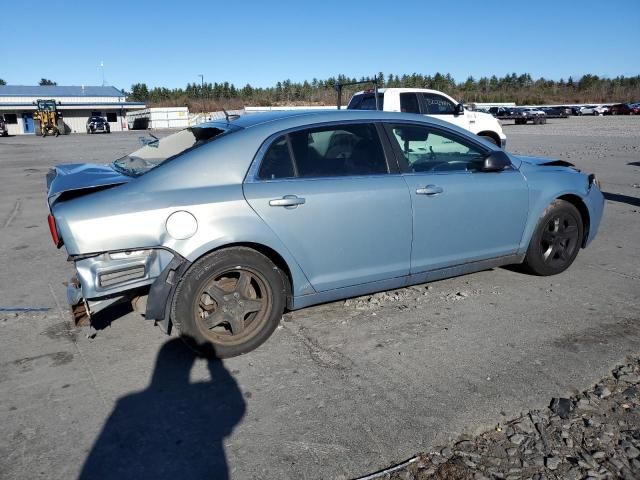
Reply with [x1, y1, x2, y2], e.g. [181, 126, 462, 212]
[33, 99, 66, 137]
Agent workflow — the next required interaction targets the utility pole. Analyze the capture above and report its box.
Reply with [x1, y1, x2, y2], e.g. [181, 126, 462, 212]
[198, 74, 205, 115]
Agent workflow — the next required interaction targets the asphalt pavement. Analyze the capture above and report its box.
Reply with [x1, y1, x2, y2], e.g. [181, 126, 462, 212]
[0, 116, 638, 479]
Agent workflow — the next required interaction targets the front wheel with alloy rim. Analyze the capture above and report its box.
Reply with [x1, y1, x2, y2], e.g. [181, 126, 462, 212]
[172, 247, 286, 358]
[522, 199, 584, 276]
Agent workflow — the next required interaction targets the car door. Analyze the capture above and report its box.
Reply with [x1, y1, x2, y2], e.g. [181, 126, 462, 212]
[383, 122, 529, 273]
[420, 92, 471, 131]
[243, 122, 412, 292]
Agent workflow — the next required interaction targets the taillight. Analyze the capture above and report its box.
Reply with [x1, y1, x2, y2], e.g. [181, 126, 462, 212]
[48, 214, 63, 248]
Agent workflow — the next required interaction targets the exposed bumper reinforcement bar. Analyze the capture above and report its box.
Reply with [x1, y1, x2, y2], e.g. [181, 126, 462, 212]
[66, 274, 128, 326]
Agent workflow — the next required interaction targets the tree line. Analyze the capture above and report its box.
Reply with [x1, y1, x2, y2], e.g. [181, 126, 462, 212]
[0, 78, 55, 86]
[126, 72, 640, 110]
[1, 73, 638, 107]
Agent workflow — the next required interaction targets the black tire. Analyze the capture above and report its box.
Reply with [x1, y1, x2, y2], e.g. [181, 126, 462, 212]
[171, 247, 286, 358]
[522, 199, 583, 276]
[480, 134, 499, 146]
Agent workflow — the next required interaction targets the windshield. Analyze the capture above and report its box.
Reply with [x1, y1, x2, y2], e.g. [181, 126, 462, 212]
[113, 125, 230, 176]
[37, 100, 56, 111]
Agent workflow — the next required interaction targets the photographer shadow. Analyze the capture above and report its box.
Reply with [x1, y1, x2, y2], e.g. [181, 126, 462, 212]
[79, 338, 246, 480]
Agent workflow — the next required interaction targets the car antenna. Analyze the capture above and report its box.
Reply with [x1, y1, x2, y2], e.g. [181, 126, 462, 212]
[221, 107, 240, 122]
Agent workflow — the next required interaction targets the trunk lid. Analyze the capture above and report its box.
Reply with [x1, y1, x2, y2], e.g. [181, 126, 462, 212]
[46, 163, 131, 207]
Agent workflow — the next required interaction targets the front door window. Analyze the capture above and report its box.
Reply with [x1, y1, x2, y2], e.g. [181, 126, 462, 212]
[388, 125, 486, 172]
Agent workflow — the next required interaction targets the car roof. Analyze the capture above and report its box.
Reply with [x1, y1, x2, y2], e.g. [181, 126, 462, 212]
[353, 87, 453, 95]
[201, 109, 476, 138]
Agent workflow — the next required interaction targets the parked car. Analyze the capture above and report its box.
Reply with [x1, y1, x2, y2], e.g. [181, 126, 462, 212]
[347, 88, 506, 147]
[578, 105, 597, 116]
[514, 108, 547, 124]
[0, 115, 8, 137]
[86, 116, 111, 134]
[608, 103, 634, 115]
[630, 103, 640, 115]
[46, 110, 604, 358]
[488, 107, 518, 119]
[539, 107, 569, 118]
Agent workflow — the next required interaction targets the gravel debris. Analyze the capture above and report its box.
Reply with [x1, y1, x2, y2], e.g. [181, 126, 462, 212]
[375, 356, 640, 480]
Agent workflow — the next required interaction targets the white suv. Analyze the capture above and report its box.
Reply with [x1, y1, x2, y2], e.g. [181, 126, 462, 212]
[348, 88, 507, 148]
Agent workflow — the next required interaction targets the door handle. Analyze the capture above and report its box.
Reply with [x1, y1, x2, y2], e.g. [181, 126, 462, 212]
[416, 185, 443, 196]
[269, 195, 306, 208]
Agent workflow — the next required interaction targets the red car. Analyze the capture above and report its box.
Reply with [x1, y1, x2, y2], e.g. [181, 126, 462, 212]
[609, 103, 636, 115]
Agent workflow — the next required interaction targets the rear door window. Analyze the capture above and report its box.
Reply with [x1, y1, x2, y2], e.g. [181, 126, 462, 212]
[400, 93, 421, 113]
[257, 124, 389, 179]
[291, 124, 388, 177]
[347, 93, 384, 110]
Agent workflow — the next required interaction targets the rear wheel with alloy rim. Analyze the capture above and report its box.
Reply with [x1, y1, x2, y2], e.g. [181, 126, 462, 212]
[523, 199, 583, 276]
[172, 247, 286, 358]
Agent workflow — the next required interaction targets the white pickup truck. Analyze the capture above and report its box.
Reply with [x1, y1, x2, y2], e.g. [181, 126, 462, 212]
[347, 88, 507, 148]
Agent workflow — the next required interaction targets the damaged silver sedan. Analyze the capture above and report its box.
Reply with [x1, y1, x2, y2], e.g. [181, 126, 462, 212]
[46, 110, 604, 358]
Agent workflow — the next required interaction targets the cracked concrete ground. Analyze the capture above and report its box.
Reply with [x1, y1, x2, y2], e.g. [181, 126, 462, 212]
[0, 116, 639, 479]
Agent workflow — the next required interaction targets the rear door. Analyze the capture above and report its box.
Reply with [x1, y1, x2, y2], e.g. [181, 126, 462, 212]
[244, 122, 412, 292]
[383, 122, 529, 272]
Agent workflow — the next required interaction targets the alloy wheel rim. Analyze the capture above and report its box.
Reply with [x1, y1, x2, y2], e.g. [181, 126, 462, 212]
[540, 213, 579, 267]
[195, 268, 271, 345]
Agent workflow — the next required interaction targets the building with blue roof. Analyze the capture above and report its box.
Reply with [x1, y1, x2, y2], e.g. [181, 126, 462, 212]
[0, 85, 146, 135]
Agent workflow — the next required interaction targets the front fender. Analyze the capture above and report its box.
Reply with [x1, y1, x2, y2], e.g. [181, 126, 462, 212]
[518, 169, 603, 254]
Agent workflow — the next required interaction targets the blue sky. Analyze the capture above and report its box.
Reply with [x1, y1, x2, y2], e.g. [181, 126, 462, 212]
[1, 0, 638, 90]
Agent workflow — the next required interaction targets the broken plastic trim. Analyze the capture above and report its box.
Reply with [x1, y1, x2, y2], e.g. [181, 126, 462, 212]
[145, 254, 191, 334]
[539, 160, 576, 168]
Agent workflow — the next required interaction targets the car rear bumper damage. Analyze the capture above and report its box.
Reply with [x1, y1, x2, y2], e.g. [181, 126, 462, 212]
[66, 247, 180, 327]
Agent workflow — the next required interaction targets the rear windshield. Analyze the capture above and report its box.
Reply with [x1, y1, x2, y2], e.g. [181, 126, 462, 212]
[112, 125, 231, 176]
[347, 93, 384, 111]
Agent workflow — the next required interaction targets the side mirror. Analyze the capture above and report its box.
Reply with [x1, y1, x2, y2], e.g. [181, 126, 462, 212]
[455, 103, 465, 115]
[481, 150, 511, 172]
